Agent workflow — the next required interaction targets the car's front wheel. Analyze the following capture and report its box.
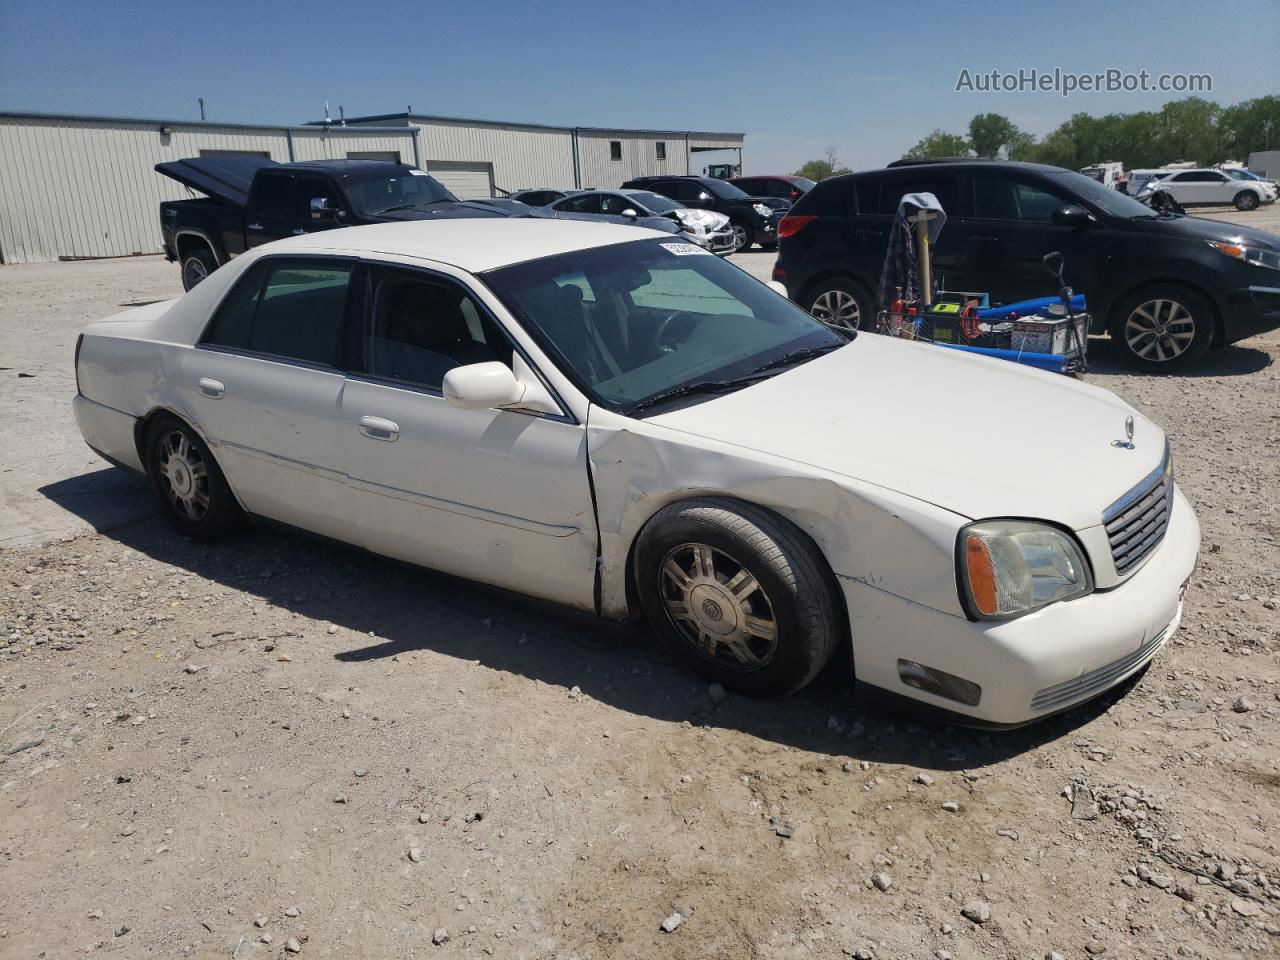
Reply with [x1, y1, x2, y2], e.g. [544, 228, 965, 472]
[1234, 191, 1260, 212]
[633, 498, 841, 697]
[1110, 284, 1214, 371]
[729, 221, 753, 253]
[802, 277, 871, 339]
[144, 414, 242, 540]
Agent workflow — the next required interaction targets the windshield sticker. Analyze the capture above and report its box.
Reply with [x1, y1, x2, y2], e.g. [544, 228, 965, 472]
[660, 242, 711, 256]
[409, 170, 430, 176]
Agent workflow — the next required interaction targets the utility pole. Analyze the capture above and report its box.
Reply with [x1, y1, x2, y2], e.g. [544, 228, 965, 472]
[198, 97, 205, 121]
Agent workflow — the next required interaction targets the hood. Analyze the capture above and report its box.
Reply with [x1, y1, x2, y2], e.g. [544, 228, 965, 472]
[377, 200, 517, 220]
[672, 208, 731, 232]
[1132, 211, 1280, 249]
[649, 335, 1165, 531]
[155, 156, 278, 206]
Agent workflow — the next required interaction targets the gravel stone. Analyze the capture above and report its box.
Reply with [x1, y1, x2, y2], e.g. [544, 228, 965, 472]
[660, 912, 684, 933]
[960, 900, 991, 924]
[871, 872, 893, 892]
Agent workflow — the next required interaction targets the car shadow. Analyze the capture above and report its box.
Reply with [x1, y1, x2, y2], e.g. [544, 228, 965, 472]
[39, 468, 1139, 773]
[1085, 335, 1273, 378]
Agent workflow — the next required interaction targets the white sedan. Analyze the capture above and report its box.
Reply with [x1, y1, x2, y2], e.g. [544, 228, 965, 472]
[73, 219, 1199, 726]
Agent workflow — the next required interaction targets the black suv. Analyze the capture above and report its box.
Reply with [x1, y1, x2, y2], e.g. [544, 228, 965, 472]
[621, 175, 786, 252]
[774, 159, 1280, 369]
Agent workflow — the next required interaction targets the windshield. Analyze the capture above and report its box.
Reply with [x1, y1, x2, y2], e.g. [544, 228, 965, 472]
[1051, 170, 1158, 218]
[1226, 169, 1257, 181]
[630, 191, 682, 213]
[345, 170, 458, 215]
[705, 179, 751, 200]
[483, 238, 842, 413]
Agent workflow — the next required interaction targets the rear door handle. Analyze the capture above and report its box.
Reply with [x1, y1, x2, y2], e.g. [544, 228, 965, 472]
[292, 228, 307, 235]
[247, 223, 263, 231]
[358, 416, 399, 442]
[198, 378, 225, 399]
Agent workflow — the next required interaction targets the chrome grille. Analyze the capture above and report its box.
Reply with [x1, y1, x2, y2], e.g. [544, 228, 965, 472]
[1103, 447, 1173, 575]
[1030, 623, 1170, 712]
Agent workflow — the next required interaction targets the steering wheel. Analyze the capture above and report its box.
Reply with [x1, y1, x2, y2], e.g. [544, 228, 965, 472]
[650, 310, 699, 353]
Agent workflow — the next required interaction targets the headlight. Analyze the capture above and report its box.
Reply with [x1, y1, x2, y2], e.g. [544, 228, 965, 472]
[1209, 240, 1280, 271]
[958, 521, 1093, 620]
[752, 203, 772, 218]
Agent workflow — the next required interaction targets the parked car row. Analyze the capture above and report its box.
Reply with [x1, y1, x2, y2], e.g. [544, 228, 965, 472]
[772, 158, 1280, 370]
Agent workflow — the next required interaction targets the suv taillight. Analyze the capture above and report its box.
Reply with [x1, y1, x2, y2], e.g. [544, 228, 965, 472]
[74, 334, 84, 396]
[777, 215, 815, 240]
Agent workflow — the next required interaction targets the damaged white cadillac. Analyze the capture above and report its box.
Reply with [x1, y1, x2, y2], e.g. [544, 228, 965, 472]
[72, 219, 1199, 726]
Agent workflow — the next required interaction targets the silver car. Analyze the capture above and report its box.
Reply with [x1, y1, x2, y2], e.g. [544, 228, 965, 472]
[546, 190, 737, 255]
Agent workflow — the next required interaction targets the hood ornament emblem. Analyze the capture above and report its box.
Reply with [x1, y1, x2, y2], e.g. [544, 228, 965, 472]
[1113, 415, 1136, 450]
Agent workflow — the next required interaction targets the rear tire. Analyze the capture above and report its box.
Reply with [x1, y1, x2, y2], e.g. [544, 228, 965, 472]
[802, 277, 872, 339]
[180, 246, 218, 291]
[1234, 191, 1260, 212]
[1109, 283, 1214, 371]
[144, 414, 242, 540]
[633, 498, 841, 698]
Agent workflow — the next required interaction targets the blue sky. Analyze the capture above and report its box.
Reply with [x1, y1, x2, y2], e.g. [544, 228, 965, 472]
[2, 0, 1276, 174]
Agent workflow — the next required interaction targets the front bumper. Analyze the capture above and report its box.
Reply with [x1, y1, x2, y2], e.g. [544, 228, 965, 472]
[1225, 284, 1280, 342]
[753, 220, 779, 246]
[840, 486, 1200, 726]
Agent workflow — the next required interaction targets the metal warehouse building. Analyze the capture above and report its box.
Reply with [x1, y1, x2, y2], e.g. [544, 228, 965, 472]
[0, 109, 744, 264]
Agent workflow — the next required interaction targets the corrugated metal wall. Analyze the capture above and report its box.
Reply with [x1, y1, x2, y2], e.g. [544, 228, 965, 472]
[576, 132, 688, 189]
[416, 120, 575, 193]
[0, 116, 416, 263]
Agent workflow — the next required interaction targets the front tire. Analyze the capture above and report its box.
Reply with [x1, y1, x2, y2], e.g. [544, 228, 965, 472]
[634, 498, 841, 697]
[802, 277, 872, 339]
[1110, 284, 1214, 371]
[144, 414, 242, 540]
[180, 246, 218, 291]
[1234, 191, 1260, 212]
[729, 221, 753, 253]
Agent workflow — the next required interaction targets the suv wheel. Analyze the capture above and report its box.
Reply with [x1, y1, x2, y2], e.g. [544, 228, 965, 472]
[730, 221, 752, 252]
[803, 278, 870, 339]
[1111, 284, 1214, 371]
[1234, 191, 1260, 211]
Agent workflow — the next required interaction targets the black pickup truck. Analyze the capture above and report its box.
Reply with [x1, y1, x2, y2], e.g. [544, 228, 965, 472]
[158, 156, 513, 290]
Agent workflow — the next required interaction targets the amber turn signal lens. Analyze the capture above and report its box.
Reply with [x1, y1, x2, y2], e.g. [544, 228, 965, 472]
[965, 534, 998, 616]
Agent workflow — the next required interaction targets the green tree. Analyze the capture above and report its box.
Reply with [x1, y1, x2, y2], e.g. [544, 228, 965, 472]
[1153, 97, 1222, 165]
[794, 147, 852, 181]
[1220, 96, 1280, 158]
[901, 130, 971, 160]
[968, 113, 1031, 158]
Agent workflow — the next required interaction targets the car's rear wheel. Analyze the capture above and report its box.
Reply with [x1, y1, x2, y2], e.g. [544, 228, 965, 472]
[1110, 284, 1214, 371]
[730, 221, 752, 253]
[633, 498, 841, 697]
[144, 414, 242, 540]
[180, 246, 218, 291]
[1234, 191, 1260, 212]
[803, 277, 871, 339]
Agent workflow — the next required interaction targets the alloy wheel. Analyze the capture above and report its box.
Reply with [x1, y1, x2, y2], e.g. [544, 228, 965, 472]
[1124, 298, 1196, 362]
[731, 224, 749, 251]
[659, 542, 778, 671]
[810, 289, 861, 336]
[157, 430, 210, 521]
[183, 256, 209, 289]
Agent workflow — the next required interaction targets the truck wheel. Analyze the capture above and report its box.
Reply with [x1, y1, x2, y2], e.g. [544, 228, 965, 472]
[1234, 191, 1259, 212]
[1110, 284, 1214, 371]
[633, 497, 841, 698]
[181, 247, 218, 291]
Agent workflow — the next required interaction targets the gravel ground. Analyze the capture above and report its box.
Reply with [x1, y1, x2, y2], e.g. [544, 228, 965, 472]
[1, 211, 1279, 960]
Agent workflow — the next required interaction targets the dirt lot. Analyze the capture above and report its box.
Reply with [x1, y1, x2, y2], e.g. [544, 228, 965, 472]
[2, 211, 1279, 960]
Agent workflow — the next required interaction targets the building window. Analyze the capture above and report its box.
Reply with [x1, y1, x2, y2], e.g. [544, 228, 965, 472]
[610, 141, 622, 161]
[655, 141, 666, 161]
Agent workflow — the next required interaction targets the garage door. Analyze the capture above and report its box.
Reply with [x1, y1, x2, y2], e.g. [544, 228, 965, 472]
[428, 161, 494, 199]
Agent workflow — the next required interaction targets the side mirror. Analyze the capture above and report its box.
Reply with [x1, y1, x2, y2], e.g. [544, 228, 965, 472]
[620, 208, 639, 220]
[697, 192, 713, 202]
[1051, 203, 1094, 227]
[441, 360, 559, 415]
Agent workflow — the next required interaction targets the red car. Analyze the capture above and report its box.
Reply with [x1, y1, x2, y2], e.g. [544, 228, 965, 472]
[729, 175, 815, 204]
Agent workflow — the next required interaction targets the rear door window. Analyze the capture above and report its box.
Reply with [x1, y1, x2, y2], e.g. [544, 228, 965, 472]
[248, 172, 296, 219]
[202, 258, 354, 368]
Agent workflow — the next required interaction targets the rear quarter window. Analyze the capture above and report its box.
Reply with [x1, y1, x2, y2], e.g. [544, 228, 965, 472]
[793, 177, 854, 217]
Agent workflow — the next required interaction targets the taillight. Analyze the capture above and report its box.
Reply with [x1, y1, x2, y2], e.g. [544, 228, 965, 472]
[74, 334, 84, 396]
[771, 263, 786, 281]
[777, 215, 815, 239]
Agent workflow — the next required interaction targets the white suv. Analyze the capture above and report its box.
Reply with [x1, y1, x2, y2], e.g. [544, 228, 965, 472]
[1139, 167, 1276, 211]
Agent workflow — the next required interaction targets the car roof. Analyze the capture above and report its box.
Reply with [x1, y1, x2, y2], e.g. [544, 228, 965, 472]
[731, 174, 803, 181]
[262, 217, 667, 272]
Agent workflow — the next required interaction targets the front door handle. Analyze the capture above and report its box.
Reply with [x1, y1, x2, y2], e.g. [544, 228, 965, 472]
[358, 416, 399, 442]
[198, 378, 225, 399]
[247, 223, 263, 231]
[292, 228, 307, 235]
